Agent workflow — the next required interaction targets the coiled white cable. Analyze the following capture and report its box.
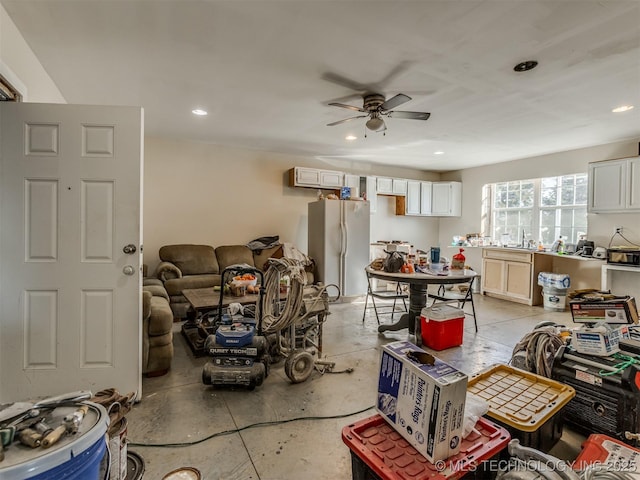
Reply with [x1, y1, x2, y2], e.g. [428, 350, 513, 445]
[261, 258, 307, 334]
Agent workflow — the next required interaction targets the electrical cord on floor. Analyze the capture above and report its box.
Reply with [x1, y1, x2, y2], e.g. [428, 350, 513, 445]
[127, 404, 374, 448]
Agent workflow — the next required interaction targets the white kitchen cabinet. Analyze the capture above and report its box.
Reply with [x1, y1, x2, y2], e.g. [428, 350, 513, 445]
[289, 167, 344, 188]
[392, 178, 407, 196]
[376, 177, 393, 194]
[420, 181, 432, 215]
[405, 180, 421, 215]
[344, 174, 360, 198]
[628, 157, 640, 210]
[431, 181, 461, 216]
[319, 170, 344, 188]
[399, 180, 432, 216]
[366, 176, 377, 213]
[291, 167, 321, 187]
[588, 156, 640, 212]
[588, 159, 626, 212]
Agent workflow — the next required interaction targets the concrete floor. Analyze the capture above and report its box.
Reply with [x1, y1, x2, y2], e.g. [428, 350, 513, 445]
[126, 293, 586, 479]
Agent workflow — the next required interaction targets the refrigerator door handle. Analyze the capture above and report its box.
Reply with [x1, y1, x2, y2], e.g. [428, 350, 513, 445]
[340, 202, 347, 293]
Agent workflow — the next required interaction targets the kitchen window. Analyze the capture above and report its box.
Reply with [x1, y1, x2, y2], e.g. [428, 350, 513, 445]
[487, 173, 587, 246]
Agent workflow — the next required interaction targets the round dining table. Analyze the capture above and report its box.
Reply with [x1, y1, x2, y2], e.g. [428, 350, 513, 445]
[365, 266, 478, 337]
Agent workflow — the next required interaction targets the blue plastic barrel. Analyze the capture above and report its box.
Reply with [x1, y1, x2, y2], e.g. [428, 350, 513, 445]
[0, 402, 109, 480]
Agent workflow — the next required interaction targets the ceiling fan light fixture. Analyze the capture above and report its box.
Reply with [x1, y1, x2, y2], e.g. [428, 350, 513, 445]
[192, 108, 208, 116]
[345, 135, 357, 141]
[366, 116, 385, 132]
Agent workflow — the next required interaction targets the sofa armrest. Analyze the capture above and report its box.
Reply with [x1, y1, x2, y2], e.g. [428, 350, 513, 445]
[142, 290, 152, 320]
[155, 261, 182, 282]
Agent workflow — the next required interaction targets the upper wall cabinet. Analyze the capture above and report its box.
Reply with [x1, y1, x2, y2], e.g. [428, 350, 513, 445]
[432, 181, 462, 216]
[289, 167, 344, 189]
[396, 180, 460, 217]
[377, 177, 407, 196]
[376, 177, 393, 194]
[392, 179, 407, 196]
[365, 176, 377, 214]
[588, 157, 640, 213]
[344, 174, 361, 198]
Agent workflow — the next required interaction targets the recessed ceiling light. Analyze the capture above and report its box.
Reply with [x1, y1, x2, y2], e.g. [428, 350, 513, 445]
[434, 151, 445, 155]
[192, 109, 208, 116]
[513, 60, 538, 72]
[345, 135, 357, 141]
[612, 105, 634, 113]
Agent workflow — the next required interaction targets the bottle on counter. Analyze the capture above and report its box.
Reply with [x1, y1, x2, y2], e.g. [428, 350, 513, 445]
[537, 241, 544, 252]
[557, 236, 565, 254]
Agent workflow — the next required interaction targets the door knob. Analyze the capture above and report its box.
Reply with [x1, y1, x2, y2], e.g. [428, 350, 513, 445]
[123, 265, 135, 276]
[123, 244, 137, 254]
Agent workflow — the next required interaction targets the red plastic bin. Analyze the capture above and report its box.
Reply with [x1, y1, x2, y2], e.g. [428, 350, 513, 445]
[573, 434, 640, 473]
[342, 414, 510, 480]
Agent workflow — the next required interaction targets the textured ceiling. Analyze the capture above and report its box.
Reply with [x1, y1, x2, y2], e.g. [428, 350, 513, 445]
[3, 0, 640, 171]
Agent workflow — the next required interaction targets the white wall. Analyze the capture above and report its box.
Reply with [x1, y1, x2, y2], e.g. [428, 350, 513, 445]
[143, 136, 441, 273]
[0, 4, 65, 102]
[440, 139, 640, 271]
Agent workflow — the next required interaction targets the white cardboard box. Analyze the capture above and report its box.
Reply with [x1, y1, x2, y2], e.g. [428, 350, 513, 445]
[376, 341, 468, 463]
[572, 325, 631, 356]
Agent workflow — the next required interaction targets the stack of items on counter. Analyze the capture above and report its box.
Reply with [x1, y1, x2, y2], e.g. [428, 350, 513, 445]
[342, 337, 640, 480]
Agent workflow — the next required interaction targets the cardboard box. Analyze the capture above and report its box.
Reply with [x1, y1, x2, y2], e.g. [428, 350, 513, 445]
[570, 296, 639, 324]
[376, 341, 467, 463]
[572, 325, 630, 356]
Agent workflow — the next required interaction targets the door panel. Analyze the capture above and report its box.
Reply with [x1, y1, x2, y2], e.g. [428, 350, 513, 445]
[505, 261, 532, 298]
[0, 103, 143, 402]
[482, 259, 504, 292]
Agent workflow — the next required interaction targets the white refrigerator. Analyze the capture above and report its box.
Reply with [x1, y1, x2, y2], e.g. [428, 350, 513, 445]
[308, 200, 371, 298]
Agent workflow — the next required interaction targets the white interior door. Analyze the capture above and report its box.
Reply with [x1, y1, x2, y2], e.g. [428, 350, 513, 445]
[0, 103, 143, 403]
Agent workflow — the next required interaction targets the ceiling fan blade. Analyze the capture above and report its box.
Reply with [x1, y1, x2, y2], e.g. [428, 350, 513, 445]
[322, 72, 371, 93]
[327, 115, 367, 127]
[381, 93, 411, 111]
[388, 111, 431, 120]
[328, 102, 365, 113]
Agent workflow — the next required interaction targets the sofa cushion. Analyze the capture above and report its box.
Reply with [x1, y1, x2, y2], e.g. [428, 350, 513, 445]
[215, 245, 255, 272]
[159, 244, 219, 275]
[252, 244, 283, 271]
[163, 274, 221, 296]
[143, 284, 170, 302]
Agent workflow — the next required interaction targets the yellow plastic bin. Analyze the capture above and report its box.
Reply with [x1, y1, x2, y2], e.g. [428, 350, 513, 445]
[468, 364, 575, 452]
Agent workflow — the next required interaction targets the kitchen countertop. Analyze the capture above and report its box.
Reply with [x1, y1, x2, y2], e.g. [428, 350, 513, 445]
[481, 246, 604, 261]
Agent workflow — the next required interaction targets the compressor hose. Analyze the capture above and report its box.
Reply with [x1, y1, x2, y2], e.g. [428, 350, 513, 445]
[261, 257, 307, 334]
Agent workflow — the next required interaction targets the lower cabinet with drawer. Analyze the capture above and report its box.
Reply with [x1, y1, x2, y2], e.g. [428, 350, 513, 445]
[481, 248, 552, 305]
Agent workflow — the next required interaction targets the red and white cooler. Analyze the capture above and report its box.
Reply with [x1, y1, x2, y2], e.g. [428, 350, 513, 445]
[420, 304, 465, 351]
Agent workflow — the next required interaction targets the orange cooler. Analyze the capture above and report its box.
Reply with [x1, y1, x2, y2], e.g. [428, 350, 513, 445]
[420, 305, 464, 350]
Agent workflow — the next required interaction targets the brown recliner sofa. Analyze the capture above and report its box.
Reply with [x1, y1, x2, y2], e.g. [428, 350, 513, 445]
[154, 243, 314, 319]
[142, 278, 174, 376]
[155, 244, 285, 319]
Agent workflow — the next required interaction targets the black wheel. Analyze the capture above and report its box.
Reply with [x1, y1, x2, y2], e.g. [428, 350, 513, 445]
[284, 350, 315, 384]
[202, 369, 211, 385]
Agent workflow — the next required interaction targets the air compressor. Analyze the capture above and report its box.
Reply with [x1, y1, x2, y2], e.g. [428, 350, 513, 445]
[201, 266, 270, 390]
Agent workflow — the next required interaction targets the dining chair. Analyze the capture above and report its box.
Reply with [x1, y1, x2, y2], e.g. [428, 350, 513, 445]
[427, 277, 478, 332]
[362, 270, 408, 324]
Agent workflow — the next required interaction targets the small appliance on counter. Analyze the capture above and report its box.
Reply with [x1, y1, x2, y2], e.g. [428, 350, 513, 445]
[607, 247, 640, 266]
[579, 240, 594, 257]
[593, 247, 607, 259]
